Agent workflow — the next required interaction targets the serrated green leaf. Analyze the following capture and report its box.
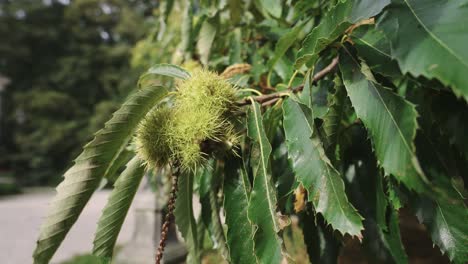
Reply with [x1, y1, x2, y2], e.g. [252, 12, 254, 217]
[298, 69, 332, 120]
[269, 22, 305, 69]
[339, 49, 428, 193]
[262, 103, 283, 143]
[270, 141, 295, 211]
[147, 63, 191, 80]
[298, 70, 313, 107]
[196, 214, 207, 251]
[175, 172, 200, 264]
[105, 148, 133, 183]
[246, 99, 283, 264]
[92, 156, 146, 259]
[387, 179, 405, 210]
[342, 139, 407, 263]
[351, 25, 401, 77]
[282, 97, 363, 237]
[229, 28, 242, 64]
[323, 76, 346, 159]
[312, 79, 332, 119]
[273, 56, 294, 83]
[378, 0, 468, 101]
[292, 0, 317, 22]
[197, 18, 217, 66]
[33, 86, 168, 264]
[295, 0, 390, 68]
[258, 0, 282, 18]
[412, 197, 468, 263]
[199, 163, 229, 261]
[224, 158, 257, 264]
[381, 209, 408, 264]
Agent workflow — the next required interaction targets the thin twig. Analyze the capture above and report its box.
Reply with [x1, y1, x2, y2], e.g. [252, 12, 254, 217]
[236, 56, 339, 107]
[155, 167, 180, 264]
[261, 97, 282, 108]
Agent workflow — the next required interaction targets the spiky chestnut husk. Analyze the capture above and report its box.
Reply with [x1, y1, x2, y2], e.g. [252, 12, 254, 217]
[135, 106, 174, 169]
[170, 69, 239, 171]
[136, 69, 239, 171]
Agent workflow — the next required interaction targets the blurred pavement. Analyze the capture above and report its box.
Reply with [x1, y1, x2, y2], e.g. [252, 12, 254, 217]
[0, 189, 134, 264]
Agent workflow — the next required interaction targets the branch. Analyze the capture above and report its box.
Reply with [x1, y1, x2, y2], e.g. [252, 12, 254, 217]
[236, 56, 339, 107]
[155, 166, 180, 264]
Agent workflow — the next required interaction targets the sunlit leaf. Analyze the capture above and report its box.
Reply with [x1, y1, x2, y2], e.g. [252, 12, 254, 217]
[93, 156, 146, 259]
[197, 18, 217, 66]
[147, 63, 191, 80]
[295, 0, 390, 68]
[33, 86, 168, 264]
[105, 148, 133, 183]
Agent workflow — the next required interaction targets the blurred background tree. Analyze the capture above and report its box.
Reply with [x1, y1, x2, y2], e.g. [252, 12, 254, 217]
[0, 0, 158, 185]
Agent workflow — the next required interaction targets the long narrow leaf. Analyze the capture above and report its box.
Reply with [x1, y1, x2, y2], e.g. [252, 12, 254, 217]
[381, 209, 408, 263]
[269, 22, 305, 69]
[246, 99, 283, 264]
[282, 97, 364, 237]
[105, 148, 133, 183]
[147, 63, 191, 80]
[33, 86, 168, 264]
[175, 172, 199, 263]
[197, 19, 217, 66]
[322, 76, 346, 158]
[199, 163, 229, 261]
[224, 158, 256, 264]
[92, 156, 146, 260]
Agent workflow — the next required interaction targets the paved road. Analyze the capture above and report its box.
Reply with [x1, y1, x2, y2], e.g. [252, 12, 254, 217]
[0, 189, 135, 264]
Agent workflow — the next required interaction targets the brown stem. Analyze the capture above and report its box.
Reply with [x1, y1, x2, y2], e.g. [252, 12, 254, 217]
[236, 56, 339, 107]
[261, 97, 281, 107]
[155, 167, 180, 264]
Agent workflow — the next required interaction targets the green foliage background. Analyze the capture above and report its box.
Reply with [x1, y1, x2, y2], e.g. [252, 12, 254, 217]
[0, 0, 156, 185]
[4, 0, 464, 263]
